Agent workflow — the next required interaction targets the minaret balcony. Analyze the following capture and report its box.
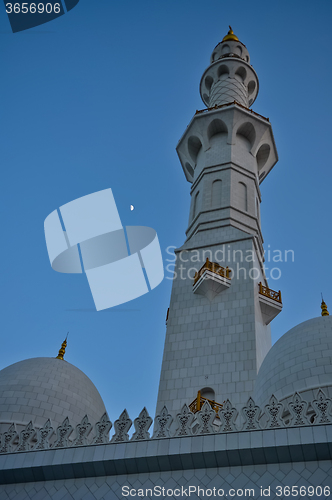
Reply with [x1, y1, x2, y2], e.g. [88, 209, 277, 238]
[194, 100, 269, 124]
[258, 282, 283, 325]
[189, 390, 224, 416]
[193, 258, 231, 300]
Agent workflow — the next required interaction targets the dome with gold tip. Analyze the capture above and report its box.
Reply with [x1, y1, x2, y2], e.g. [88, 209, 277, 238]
[253, 301, 332, 409]
[222, 26, 239, 42]
[210, 27, 250, 64]
[0, 338, 107, 434]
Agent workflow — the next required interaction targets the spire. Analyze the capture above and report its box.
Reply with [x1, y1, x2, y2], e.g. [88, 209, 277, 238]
[321, 296, 329, 316]
[222, 26, 239, 42]
[56, 334, 68, 360]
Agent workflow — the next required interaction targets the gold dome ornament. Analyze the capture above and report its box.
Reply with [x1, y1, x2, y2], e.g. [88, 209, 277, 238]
[56, 334, 68, 360]
[222, 26, 239, 42]
[321, 297, 329, 317]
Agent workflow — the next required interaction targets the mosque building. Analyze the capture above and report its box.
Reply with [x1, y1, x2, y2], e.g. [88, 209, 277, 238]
[0, 28, 331, 499]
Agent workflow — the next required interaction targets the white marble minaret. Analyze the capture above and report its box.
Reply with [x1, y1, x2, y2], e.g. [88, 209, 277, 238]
[156, 28, 282, 415]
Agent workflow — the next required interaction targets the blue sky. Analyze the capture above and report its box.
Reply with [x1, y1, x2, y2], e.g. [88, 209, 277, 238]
[1, 0, 332, 423]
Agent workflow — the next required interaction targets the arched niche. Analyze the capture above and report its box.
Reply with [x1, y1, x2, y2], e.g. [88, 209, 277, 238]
[235, 66, 247, 83]
[235, 45, 243, 56]
[218, 64, 229, 79]
[185, 162, 194, 179]
[248, 80, 256, 95]
[236, 122, 256, 148]
[188, 135, 202, 163]
[221, 44, 230, 55]
[205, 75, 214, 91]
[203, 93, 210, 105]
[256, 143, 270, 171]
[207, 119, 228, 141]
[238, 182, 248, 212]
[211, 179, 222, 207]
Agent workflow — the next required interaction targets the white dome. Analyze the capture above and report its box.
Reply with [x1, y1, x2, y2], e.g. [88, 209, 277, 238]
[0, 357, 106, 432]
[253, 316, 332, 407]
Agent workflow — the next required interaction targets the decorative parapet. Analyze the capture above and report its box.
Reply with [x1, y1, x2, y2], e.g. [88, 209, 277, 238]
[0, 424, 17, 453]
[72, 415, 92, 446]
[264, 394, 285, 428]
[52, 417, 72, 449]
[0, 424, 331, 487]
[152, 406, 173, 439]
[34, 419, 53, 450]
[241, 397, 261, 431]
[91, 413, 112, 445]
[0, 390, 331, 454]
[174, 404, 194, 437]
[131, 407, 152, 441]
[110, 409, 132, 443]
[16, 422, 35, 452]
[218, 399, 238, 432]
[195, 401, 216, 434]
[312, 389, 332, 424]
[288, 392, 310, 427]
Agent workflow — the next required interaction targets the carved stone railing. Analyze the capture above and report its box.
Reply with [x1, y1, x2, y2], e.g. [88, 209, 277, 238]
[194, 258, 231, 285]
[0, 389, 331, 453]
[258, 282, 282, 303]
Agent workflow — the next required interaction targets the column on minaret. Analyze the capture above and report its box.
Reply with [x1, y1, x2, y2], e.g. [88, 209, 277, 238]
[156, 28, 281, 416]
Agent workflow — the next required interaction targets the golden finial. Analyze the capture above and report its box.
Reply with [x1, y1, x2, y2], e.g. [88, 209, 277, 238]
[56, 333, 68, 360]
[321, 295, 329, 317]
[222, 26, 240, 42]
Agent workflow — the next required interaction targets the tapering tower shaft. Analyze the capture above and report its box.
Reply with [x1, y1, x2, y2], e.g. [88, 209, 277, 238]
[156, 29, 281, 415]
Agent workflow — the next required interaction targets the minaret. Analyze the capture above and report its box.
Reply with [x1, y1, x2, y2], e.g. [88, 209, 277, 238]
[156, 28, 282, 414]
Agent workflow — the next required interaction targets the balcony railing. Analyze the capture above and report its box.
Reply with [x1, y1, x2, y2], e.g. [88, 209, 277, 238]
[189, 391, 224, 415]
[195, 100, 269, 122]
[193, 258, 231, 285]
[258, 282, 282, 303]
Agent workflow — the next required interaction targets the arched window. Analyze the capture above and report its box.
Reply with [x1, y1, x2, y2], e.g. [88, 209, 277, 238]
[211, 180, 222, 207]
[200, 387, 215, 401]
[193, 191, 200, 219]
[239, 182, 248, 212]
